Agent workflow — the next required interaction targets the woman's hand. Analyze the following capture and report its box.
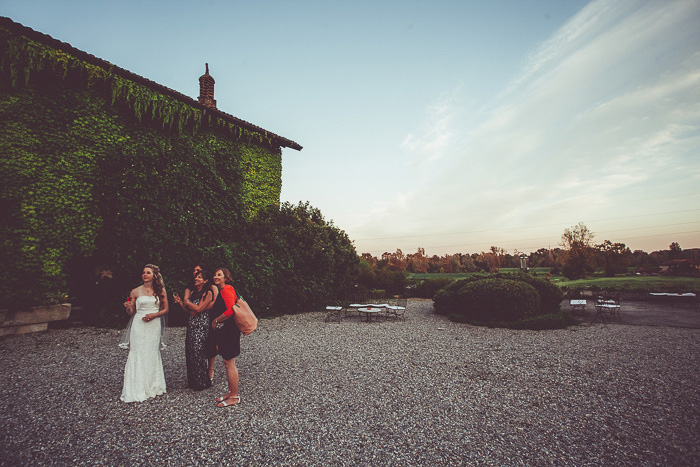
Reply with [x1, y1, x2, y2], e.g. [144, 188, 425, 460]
[123, 297, 134, 316]
[143, 313, 155, 322]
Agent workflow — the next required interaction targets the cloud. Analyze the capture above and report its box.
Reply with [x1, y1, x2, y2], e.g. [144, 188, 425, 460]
[400, 86, 464, 170]
[355, 0, 700, 255]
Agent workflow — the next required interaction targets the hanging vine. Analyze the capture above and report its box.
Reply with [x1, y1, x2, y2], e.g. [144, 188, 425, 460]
[0, 24, 278, 147]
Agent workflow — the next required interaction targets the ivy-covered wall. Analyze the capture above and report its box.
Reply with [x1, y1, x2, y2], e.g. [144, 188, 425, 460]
[0, 21, 287, 309]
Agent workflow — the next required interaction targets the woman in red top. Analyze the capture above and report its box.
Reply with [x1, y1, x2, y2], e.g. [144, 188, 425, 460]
[211, 267, 242, 407]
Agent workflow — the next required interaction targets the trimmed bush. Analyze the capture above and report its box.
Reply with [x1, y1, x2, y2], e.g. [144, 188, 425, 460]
[433, 278, 473, 315]
[501, 273, 563, 314]
[450, 278, 540, 323]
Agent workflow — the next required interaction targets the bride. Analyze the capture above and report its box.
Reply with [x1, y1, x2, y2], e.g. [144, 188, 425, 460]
[119, 264, 169, 402]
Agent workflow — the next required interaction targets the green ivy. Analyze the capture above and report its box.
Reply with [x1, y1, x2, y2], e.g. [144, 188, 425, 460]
[0, 56, 281, 310]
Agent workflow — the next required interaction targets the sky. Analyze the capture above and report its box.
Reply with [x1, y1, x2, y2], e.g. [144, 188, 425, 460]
[2, 0, 699, 257]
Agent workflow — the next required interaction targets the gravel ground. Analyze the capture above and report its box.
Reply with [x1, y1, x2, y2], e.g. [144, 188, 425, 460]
[1, 299, 698, 466]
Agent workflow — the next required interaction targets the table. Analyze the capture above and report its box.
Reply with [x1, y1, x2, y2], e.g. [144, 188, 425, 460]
[649, 293, 697, 307]
[357, 307, 382, 322]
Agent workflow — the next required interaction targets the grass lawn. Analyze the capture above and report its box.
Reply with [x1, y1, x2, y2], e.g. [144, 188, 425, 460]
[553, 275, 700, 291]
[408, 271, 700, 292]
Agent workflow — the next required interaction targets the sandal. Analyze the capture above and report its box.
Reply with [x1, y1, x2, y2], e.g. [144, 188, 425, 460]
[215, 393, 232, 403]
[217, 395, 240, 407]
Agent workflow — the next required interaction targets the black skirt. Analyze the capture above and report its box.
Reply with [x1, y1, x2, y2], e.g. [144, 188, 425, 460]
[208, 291, 241, 360]
[216, 318, 241, 360]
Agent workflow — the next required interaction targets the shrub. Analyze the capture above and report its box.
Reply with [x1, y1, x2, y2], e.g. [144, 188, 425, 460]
[501, 273, 563, 314]
[410, 277, 455, 299]
[449, 278, 540, 323]
[235, 202, 359, 317]
[433, 277, 480, 315]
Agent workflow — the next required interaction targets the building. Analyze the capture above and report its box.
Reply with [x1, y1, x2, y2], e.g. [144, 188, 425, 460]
[0, 16, 302, 308]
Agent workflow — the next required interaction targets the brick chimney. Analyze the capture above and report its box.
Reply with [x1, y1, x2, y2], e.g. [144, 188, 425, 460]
[198, 63, 216, 109]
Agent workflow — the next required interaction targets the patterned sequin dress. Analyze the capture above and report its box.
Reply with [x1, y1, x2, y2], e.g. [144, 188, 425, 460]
[185, 288, 212, 390]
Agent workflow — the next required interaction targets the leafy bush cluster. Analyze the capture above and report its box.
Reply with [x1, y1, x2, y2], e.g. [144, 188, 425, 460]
[356, 261, 408, 296]
[433, 273, 569, 329]
[231, 202, 359, 317]
[408, 277, 455, 299]
[436, 278, 540, 323]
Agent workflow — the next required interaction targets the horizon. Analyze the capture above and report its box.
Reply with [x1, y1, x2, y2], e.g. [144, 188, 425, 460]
[2, 0, 699, 257]
[358, 241, 700, 260]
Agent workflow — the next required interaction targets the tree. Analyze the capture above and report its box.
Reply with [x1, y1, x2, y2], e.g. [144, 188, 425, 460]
[406, 248, 429, 273]
[481, 246, 506, 273]
[561, 223, 595, 279]
[239, 202, 359, 315]
[596, 240, 632, 276]
[382, 249, 407, 271]
[669, 242, 683, 259]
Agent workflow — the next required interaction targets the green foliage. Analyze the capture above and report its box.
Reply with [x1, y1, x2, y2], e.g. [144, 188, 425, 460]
[432, 273, 572, 329]
[556, 275, 700, 293]
[0, 87, 102, 308]
[409, 277, 455, 299]
[596, 240, 632, 277]
[0, 28, 289, 312]
[561, 222, 595, 279]
[438, 278, 540, 324]
[236, 202, 359, 316]
[375, 269, 408, 296]
[497, 273, 563, 314]
[356, 259, 408, 296]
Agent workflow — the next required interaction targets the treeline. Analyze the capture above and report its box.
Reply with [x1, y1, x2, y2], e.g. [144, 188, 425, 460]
[359, 225, 698, 284]
[361, 244, 698, 275]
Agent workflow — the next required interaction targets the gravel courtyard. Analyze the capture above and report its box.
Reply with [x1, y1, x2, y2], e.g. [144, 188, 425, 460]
[1, 300, 698, 466]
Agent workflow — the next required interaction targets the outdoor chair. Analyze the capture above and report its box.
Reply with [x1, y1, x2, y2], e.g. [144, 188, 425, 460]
[594, 295, 621, 322]
[324, 300, 344, 322]
[385, 297, 407, 321]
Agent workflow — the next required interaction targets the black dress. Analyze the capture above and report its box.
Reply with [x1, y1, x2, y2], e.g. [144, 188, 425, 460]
[209, 290, 241, 360]
[185, 288, 212, 390]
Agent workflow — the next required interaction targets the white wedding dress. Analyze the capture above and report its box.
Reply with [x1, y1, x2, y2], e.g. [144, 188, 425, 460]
[120, 296, 166, 402]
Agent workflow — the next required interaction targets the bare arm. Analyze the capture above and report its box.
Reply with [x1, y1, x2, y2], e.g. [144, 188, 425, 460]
[185, 290, 214, 314]
[124, 289, 137, 316]
[174, 288, 192, 311]
[206, 285, 219, 311]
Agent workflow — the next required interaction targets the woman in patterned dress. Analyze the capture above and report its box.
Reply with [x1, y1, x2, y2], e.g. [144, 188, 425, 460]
[174, 268, 216, 390]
